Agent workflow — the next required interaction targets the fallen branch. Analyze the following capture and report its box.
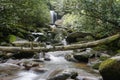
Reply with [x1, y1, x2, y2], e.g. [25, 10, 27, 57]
[0, 33, 120, 53]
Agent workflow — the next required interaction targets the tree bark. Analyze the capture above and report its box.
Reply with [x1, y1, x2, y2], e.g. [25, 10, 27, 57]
[0, 33, 120, 53]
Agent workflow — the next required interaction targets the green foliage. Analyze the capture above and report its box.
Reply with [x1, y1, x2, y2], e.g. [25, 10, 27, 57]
[62, 13, 80, 32]
[0, 0, 50, 43]
[61, 0, 120, 38]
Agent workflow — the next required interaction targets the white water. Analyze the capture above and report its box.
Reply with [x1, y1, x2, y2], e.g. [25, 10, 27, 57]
[61, 38, 67, 46]
[12, 51, 101, 80]
[50, 10, 57, 24]
[13, 71, 38, 80]
[34, 37, 39, 42]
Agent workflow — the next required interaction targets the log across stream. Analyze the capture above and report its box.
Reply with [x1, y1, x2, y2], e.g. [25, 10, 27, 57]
[0, 33, 119, 53]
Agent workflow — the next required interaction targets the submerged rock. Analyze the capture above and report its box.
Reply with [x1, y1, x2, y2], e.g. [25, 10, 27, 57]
[31, 67, 48, 73]
[99, 56, 120, 80]
[17, 59, 43, 70]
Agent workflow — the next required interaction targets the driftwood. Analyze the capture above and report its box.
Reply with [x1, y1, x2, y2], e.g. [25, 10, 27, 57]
[0, 33, 120, 53]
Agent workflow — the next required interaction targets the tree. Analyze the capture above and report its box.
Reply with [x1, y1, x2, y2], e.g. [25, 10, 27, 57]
[61, 0, 120, 38]
[0, 0, 50, 43]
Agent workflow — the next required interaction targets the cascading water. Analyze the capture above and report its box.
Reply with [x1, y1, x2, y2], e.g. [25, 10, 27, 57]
[12, 50, 101, 80]
[61, 38, 67, 46]
[50, 10, 57, 24]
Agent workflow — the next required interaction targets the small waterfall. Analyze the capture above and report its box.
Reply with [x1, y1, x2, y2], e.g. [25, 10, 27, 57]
[50, 10, 57, 24]
[34, 37, 39, 42]
[61, 38, 67, 46]
[32, 32, 44, 42]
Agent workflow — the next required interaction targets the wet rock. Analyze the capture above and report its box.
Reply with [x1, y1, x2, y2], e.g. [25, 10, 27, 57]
[73, 52, 89, 63]
[64, 54, 77, 62]
[91, 61, 102, 70]
[0, 63, 20, 76]
[32, 59, 44, 62]
[44, 57, 51, 61]
[44, 54, 51, 61]
[99, 56, 120, 80]
[66, 79, 75, 80]
[47, 70, 78, 80]
[47, 73, 71, 80]
[73, 48, 99, 63]
[31, 67, 48, 73]
[76, 76, 101, 80]
[70, 72, 78, 79]
[17, 59, 43, 70]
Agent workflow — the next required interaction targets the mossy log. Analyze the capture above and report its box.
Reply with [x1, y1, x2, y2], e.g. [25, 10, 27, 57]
[0, 33, 120, 53]
[12, 41, 43, 47]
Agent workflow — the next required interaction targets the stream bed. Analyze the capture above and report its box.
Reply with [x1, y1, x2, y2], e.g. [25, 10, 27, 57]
[7, 50, 102, 80]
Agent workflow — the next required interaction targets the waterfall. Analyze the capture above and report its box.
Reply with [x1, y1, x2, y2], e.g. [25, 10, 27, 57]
[61, 38, 67, 46]
[34, 37, 39, 42]
[50, 10, 57, 24]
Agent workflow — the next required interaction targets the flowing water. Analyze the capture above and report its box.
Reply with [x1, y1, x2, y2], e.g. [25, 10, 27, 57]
[13, 50, 101, 80]
[50, 10, 57, 24]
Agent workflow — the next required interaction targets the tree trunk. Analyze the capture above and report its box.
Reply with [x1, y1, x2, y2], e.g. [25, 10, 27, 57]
[0, 33, 120, 53]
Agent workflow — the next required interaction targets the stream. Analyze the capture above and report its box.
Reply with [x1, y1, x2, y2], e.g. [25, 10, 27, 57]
[12, 50, 101, 80]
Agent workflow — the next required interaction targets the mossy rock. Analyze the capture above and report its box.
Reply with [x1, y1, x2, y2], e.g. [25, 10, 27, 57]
[100, 56, 109, 61]
[99, 56, 120, 80]
[66, 32, 93, 44]
[100, 54, 110, 61]
[92, 61, 101, 70]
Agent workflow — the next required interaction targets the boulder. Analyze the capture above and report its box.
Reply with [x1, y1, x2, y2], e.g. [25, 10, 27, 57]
[99, 56, 120, 80]
[66, 32, 94, 44]
[47, 70, 78, 80]
[73, 48, 98, 63]
[73, 51, 90, 63]
[64, 54, 78, 62]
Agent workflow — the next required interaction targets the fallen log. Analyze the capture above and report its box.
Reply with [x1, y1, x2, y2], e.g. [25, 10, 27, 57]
[0, 33, 120, 53]
[12, 41, 45, 47]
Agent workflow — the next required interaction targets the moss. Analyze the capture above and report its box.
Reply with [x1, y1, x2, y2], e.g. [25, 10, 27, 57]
[99, 59, 116, 71]
[99, 58, 120, 80]
[92, 62, 101, 70]
[100, 56, 110, 61]
[116, 50, 120, 53]
[93, 45, 108, 51]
